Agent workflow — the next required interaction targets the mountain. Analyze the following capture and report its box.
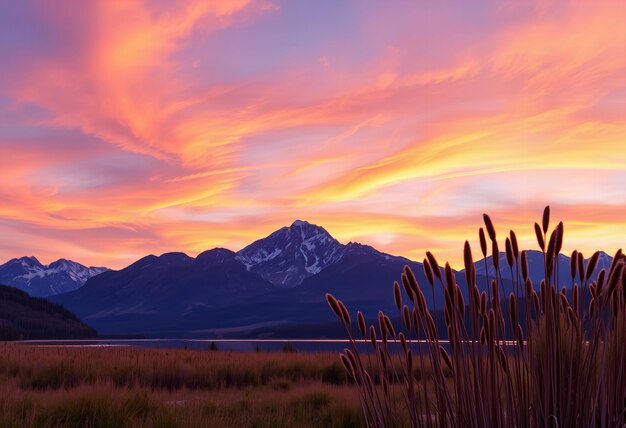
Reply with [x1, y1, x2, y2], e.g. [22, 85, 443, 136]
[0, 256, 108, 297]
[471, 250, 612, 288]
[236, 220, 344, 287]
[51, 220, 614, 338]
[53, 222, 431, 336]
[55, 249, 278, 335]
[0, 284, 97, 340]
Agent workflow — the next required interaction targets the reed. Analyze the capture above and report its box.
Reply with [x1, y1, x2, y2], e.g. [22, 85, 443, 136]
[328, 207, 626, 427]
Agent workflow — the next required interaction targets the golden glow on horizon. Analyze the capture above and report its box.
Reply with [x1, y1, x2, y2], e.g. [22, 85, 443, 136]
[1, 0, 625, 269]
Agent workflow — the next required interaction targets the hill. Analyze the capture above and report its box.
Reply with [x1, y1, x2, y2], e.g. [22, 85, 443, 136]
[0, 284, 97, 340]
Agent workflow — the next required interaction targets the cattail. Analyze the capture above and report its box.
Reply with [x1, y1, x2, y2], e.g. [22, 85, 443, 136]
[542, 205, 550, 234]
[384, 315, 396, 339]
[573, 285, 579, 313]
[339, 300, 351, 326]
[479, 327, 486, 345]
[525, 278, 533, 298]
[577, 252, 584, 283]
[510, 230, 519, 259]
[534, 223, 545, 251]
[357, 311, 366, 336]
[607, 263, 624, 297]
[423, 258, 434, 286]
[597, 269, 606, 294]
[393, 281, 402, 309]
[589, 298, 595, 318]
[483, 213, 497, 241]
[590, 283, 597, 299]
[464, 241, 474, 274]
[480, 291, 487, 315]
[479, 227, 488, 257]
[412, 307, 419, 334]
[532, 291, 540, 314]
[403, 305, 411, 332]
[555, 222, 564, 255]
[445, 263, 456, 290]
[400, 332, 407, 354]
[378, 311, 387, 341]
[426, 252, 442, 281]
[369, 325, 377, 349]
[505, 237, 514, 268]
[492, 240, 500, 270]
[521, 251, 529, 281]
[404, 266, 420, 296]
[326, 294, 343, 321]
[509, 293, 518, 327]
[401, 273, 413, 300]
[585, 251, 600, 282]
[439, 346, 453, 372]
[608, 248, 623, 274]
[570, 250, 578, 280]
[340, 353, 355, 379]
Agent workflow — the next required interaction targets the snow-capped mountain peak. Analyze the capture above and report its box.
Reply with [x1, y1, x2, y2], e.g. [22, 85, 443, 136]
[236, 220, 344, 287]
[0, 256, 108, 297]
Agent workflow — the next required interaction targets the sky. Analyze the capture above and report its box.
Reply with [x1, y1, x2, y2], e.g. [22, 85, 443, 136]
[1, 0, 625, 269]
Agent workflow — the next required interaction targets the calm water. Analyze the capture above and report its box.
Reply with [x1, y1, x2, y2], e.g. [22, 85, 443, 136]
[15, 338, 517, 353]
[16, 339, 364, 353]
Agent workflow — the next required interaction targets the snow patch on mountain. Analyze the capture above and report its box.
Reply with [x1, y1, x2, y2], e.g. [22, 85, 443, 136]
[0, 256, 108, 297]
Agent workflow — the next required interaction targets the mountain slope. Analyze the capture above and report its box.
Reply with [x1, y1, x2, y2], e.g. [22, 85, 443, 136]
[236, 220, 344, 287]
[0, 256, 108, 297]
[0, 284, 97, 340]
[54, 250, 278, 335]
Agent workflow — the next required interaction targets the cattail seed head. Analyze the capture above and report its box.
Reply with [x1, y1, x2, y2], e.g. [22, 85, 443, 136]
[586, 251, 600, 282]
[509, 293, 518, 327]
[393, 281, 402, 309]
[525, 278, 533, 299]
[521, 251, 529, 281]
[570, 250, 578, 280]
[426, 252, 441, 281]
[403, 305, 411, 332]
[369, 325, 377, 349]
[542, 205, 550, 234]
[492, 240, 500, 270]
[326, 294, 342, 320]
[555, 222, 564, 255]
[483, 213, 497, 241]
[534, 223, 545, 251]
[357, 311, 366, 336]
[479, 227, 488, 257]
[505, 238, 514, 268]
[464, 240, 474, 273]
[510, 230, 519, 259]
[577, 252, 584, 283]
[516, 324, 524, 350]
[423, 258, 434, 286]
[339, 353, 355, 379]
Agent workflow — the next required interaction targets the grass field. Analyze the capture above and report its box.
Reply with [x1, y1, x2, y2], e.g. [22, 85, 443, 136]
[0, 344, 363, 428]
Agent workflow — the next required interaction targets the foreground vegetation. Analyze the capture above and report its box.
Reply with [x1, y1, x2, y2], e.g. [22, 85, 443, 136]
[0, 345, 362, 427]
[329, 206, 626, 427]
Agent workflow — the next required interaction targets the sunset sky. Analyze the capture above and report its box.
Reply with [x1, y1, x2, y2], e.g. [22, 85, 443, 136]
[1, 0, 625, 269]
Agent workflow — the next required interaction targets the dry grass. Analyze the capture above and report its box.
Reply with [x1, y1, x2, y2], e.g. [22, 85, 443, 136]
[0, 346, 363, 427]
[329, 206, 626, 427]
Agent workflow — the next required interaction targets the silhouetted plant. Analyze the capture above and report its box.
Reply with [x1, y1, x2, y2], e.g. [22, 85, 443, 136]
[328, 206, 625, 427]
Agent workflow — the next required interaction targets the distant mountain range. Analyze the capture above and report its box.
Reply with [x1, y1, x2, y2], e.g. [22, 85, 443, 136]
[45, 220, 613, 337]
[0, 257, 108, 297]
